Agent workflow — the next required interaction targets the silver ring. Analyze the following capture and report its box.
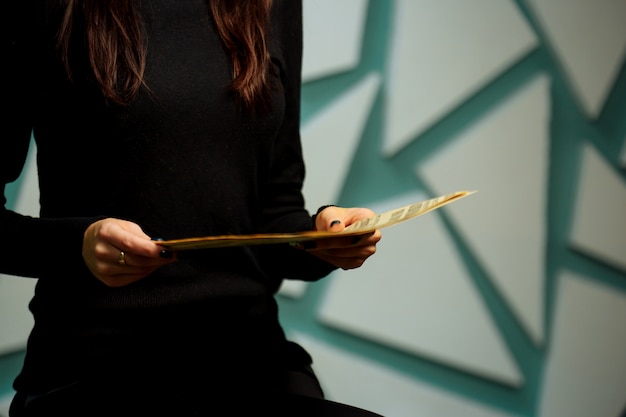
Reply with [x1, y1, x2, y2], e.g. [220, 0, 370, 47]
[118, 251, 126, 265]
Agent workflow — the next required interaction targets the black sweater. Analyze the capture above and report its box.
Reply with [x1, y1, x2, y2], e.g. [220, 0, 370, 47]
[2, 0, 335, 395]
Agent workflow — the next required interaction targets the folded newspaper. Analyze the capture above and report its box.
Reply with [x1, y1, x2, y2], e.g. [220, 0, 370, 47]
[156, 190, 476, 250]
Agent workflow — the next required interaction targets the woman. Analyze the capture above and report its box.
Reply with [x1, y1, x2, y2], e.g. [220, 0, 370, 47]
[2, 0, 382, 416]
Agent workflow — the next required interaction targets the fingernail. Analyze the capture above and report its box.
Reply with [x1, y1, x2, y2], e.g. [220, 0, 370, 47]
[330, 220, 341, 227]
[152, 237, 164, 241]
[159, 250, 174, 259]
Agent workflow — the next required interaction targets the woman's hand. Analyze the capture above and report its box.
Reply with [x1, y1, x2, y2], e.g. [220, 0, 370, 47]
[305, 206, 381, 270]
[82, 218, 176, 287]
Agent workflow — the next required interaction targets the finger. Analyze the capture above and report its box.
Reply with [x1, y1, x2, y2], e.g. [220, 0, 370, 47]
[314, 207, 345, 232]
[98, 220, 164, 258]
[112, 247, 176, 268]
[307, 230, 380, 251]
[307, 237, 377, 261]
[315, 244, 377, 260]
[90, 257, 158, 287]
[328, 208, 376, 228]
[312, 253, 369, 270]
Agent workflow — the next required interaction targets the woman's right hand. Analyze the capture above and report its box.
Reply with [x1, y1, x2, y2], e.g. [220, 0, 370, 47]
[82, 218, 176, 287]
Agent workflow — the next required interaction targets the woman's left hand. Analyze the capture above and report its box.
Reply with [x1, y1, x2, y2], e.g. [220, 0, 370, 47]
[304, 206, 382, 270]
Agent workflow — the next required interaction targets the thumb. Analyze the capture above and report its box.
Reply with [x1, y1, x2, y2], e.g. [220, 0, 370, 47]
[315, 207, 345, 232]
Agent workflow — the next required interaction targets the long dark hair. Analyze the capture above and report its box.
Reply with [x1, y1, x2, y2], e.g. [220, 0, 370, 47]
[57, 0, 273, 113]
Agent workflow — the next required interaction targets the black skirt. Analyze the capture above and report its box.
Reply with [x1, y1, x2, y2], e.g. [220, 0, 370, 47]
[9, 364, 384, 417]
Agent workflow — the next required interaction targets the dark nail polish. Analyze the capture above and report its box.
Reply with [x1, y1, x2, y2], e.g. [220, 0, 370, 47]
[159, 250, 174, 259]
[330, 220, 341, 227]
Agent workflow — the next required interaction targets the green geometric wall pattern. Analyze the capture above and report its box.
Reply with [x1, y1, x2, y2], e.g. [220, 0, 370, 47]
[1, 1, 626, 416]
[279, 0, 626, 416]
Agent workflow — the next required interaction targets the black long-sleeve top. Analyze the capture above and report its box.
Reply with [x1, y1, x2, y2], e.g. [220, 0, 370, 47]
[1, 0, 336, 395]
